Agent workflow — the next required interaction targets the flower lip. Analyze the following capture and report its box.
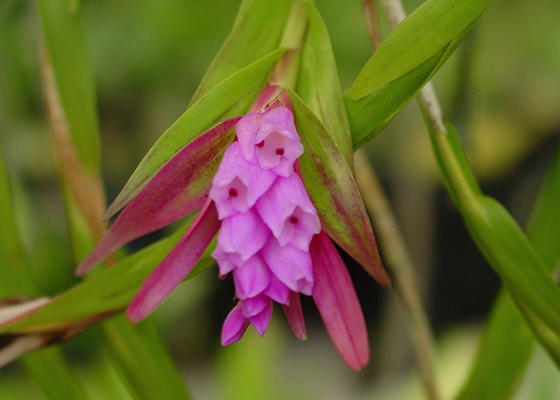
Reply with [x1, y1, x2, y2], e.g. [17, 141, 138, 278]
[236, 107, 303, 177]
[209, 142, 276, 220]
[255, 173, 320, 249]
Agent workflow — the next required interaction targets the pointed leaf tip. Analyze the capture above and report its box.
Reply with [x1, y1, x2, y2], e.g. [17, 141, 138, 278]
[288, 90, 391, 287]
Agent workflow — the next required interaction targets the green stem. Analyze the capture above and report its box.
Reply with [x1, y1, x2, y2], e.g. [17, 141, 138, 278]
[360, 3, 441, 399]
[269, 0, 309, 91]
[355, 151, 440, 400]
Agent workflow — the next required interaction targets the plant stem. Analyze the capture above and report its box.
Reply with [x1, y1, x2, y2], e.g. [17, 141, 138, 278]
[269, 0, 308, 91]
[354, 152, 440, 400]
[359, 2, 441, 399]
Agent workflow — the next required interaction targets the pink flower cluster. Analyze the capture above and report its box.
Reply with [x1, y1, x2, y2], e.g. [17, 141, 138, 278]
[209, 106, 320, 345]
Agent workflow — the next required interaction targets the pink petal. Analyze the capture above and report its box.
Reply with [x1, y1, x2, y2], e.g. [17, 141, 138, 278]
[248, 298, 273, 336]
[255, 174, 320, 249]
[282, 291, 307, 340]
[260, 237, 313, 295]
[236, 107, 303, 176]
[240, 295, 269, 318]
[126, 199, 220, 322]
[310, 230, 370, 371]
[217, 208, 269, 262]
[233, 254, 271, 299]
[209, 142, 277, 219]
[222, 304, 250, 346]
[76, 117, 241, 275]
[264, 274, 290, 305]
[211, 244, 236, 278]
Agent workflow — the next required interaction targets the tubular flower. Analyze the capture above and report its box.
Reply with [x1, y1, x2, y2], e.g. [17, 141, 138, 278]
[77, 92, 390, 371]
[208, 107, 320, 344]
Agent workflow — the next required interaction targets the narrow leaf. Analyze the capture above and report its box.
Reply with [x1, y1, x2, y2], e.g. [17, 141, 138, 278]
[296, 2, 353, 167]
[105, 48, 288, 219]
[0, 221, 215, 335]
[0, 153, 35, 298]
[456, 146, 560, 400]
[102, 316, 193, 400]
[191, 0, 293, 103]
[455, 291, 534, 400]
[347, 20, 473, 149]
[77, 117, 239, 275]
[466, 189, 560, 340]
[310, 230, 370, 371]
[37, 0, 100, 174]
[349, 0, 492, 99]
[288, 90, 391, 287]
[430, 122, 560, 362]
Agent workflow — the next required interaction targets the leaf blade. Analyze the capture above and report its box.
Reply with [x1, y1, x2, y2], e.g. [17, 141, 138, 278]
[456, 146, 560, 400]
[296, 3, 353, 167]
[349, 0, 492, 99]
[191, 0, 293, 103]
[430, 122, 560, 364]
[104, 48, 288, 220]
[77, 117, 239, 274]
[288, 90, 390, 287]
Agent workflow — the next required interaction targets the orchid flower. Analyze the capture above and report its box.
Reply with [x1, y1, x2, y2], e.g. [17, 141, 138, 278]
[77, 90, 390, 371]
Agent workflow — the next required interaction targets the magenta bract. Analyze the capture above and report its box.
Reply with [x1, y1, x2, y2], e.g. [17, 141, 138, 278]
[76, 116, 241, 275]
[81, 93, 378, 370]
[310, 229, 370, 371]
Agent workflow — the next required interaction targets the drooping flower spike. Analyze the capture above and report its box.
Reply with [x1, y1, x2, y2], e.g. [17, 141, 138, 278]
[77, 89, 390, 371]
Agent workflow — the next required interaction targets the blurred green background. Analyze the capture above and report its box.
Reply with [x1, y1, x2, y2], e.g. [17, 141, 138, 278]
[0, 0, 558, 399]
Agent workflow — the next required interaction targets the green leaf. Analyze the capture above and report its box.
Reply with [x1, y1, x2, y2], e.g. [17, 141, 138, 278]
[348, 0, 493, 100]
[102, 316, 192, 400]
[37, 0, 100, 175]
[0, 151, 35, 299]
[428, 119, 482, 205]
[0, 221, 215, 335]
[104, 48, 288, 219]
[296, 2, 353, 167]
[1, 140, 92, 400]
[288, 90, 391, 287]
[347, 20, 473, 149]
[190, 0, 293, 103]
[468, 196, 560, 343]
[526, 146, 560, 268]
[21, 348, 94, 400]
[455, 291, 534, 400]
[456, 146, 560, 400]
[430, 122, 560, 365]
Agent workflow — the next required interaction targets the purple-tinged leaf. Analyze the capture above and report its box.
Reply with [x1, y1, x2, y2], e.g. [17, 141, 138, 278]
[104, 49, 288, 220]
[76, 117, 240, 275]
[310, 230, 370, 371]
[127, 199, 220, 322]
[282, 291, 307, 341]
[288, 90, 391, 287]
